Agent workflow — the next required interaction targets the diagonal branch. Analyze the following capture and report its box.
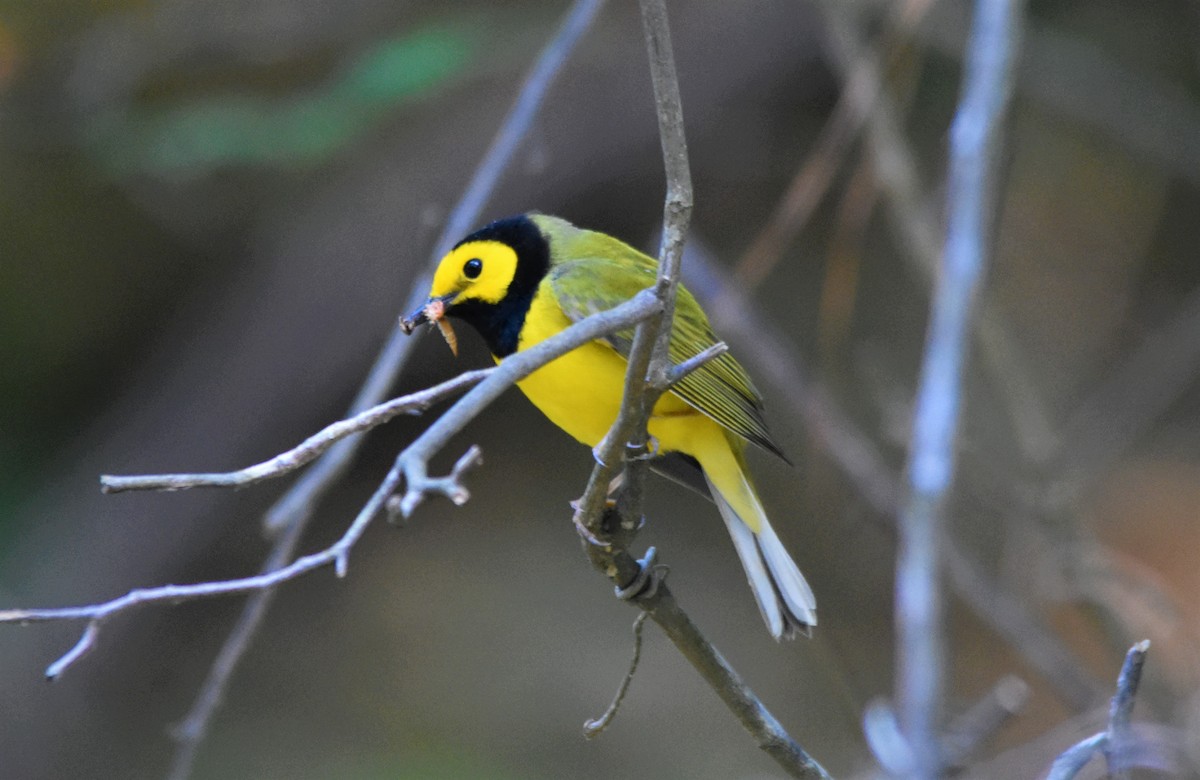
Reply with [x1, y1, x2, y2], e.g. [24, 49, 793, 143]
[161, 3, 609, 778]
[99, 369, 492, 493]
[567, 2, 831, 779]
[261, 0, 608, 537]
[0, 291, 659, 680]
[817, 0, 1057, 464]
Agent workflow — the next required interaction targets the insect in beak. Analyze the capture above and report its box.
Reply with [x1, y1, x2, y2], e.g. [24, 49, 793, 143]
[400, 294, 458, 356]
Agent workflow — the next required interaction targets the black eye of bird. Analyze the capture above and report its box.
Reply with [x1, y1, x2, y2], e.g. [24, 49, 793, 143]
[463, 258, 483, 279]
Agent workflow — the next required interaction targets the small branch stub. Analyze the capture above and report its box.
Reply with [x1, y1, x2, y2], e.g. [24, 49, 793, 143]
[398, 445, 484, 518]
[583, 611, 650, 739]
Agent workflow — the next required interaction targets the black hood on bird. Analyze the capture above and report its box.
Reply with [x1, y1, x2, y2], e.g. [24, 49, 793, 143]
[446, 214, 551, 357]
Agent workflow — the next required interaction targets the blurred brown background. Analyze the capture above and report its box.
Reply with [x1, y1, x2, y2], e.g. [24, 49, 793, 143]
[2, 1, 1199, 778]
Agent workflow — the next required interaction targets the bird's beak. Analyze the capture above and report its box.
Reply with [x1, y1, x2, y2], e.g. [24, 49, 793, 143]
[399, 293, 459, 356]
[400, 293, 452, 333]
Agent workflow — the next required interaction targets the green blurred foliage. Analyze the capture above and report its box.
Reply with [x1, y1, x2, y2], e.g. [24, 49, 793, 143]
[91, 22, 478, 176]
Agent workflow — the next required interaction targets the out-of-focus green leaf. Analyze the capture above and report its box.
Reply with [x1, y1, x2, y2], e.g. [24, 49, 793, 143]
[90, 19, 477, 177]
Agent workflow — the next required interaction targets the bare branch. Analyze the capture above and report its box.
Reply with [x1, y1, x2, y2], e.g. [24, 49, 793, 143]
[564, 3, 831, 779]
[1105, 639, 1151, 779]
[261, 0, 607, 536]
[894, 2, 1025, 777]
[583, 612, 649, 739]
[941, 675, 1029, 768]
[165, 512, 308, 780]
[1046, 732, 1108, 780]
[161, 4, 609, 777]
[1045, 640, 1170, 780]
[0, 291, 659, 680]
[100, 370, 491, 494]
[658, 341, 727, 390]
[573, 0, 696, 534]
[393, 444, 483, 519]
[45, 622, 99, 680]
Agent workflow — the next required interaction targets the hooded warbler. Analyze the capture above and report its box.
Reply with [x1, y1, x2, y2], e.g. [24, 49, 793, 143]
[402, 214, 816, 639]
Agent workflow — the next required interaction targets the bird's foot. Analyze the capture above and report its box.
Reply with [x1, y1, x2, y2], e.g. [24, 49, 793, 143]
[615, 547, 662, 601]
[625, 435, 660, 461]
[571, 497, 617, 547]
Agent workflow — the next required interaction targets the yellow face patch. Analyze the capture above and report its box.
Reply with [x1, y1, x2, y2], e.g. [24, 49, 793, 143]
[430, 240, 520, 306]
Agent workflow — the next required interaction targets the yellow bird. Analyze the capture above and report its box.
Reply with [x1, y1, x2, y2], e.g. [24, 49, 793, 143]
[403, 214, 816, 639]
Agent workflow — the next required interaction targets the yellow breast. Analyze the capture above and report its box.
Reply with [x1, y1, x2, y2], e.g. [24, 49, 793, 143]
[506, 282, 695, 449]
[504, 280, 760, 529]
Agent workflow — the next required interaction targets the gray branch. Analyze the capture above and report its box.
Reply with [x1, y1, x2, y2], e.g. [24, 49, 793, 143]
[1044, 640, 1176, 780]
[100, 369, 491, 493]
[0, 292, 658, 680]
[565, 2, 831, 778]
[684, 234, 1107, 712]
[1104, 639, 1150, 780]
[893, 1, 1025, 777]
[261, 0, 607, 537]
[162, 2, 608, 777]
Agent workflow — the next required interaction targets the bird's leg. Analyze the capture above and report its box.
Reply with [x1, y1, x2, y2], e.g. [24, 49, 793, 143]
[572, 509, 610, 547]
[570, 489, 621, 546]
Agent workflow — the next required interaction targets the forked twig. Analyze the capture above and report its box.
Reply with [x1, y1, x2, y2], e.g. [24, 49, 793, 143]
[1045, 641, 1174, 780]
[163, 2, 609, 777]
[101, 370, 491, 493]
[567, 2, 832, 778]
[0, 292, 659, 681]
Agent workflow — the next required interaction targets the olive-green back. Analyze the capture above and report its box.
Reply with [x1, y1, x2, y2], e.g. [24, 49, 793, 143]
[531, 214, 786, 461]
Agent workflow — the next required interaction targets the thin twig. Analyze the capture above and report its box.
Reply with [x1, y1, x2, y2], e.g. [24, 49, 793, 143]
[730, 0, 936, 295]
[683, 240, 1106, 710]
[100, 370, 491, 493]
[941, 675, 1029, 768]
[1045, 640, 1156, 780]
[574, 0, 694, 531]
[662, 341, 727, 389]
[0, 292, 659, 677]
[165, 512, 308, 780]
[894, 2, 1025, 777]
[261, 0, 607, 536]
[566, 3, 831, 778]
[1045, 732, 1108, 780]
[817, 0, 1057, 465]
[159, 5, 608, 777]
[583, 612, 649, 739]
[12, 462, 402, 679]
[1105, 639, 1151, 780]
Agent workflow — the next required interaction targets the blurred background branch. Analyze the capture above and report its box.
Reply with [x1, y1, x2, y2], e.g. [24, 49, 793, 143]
[892, 2, 1024, 777]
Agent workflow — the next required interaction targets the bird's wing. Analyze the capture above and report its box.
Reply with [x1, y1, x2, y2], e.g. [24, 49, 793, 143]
[549, 258, 786, 460]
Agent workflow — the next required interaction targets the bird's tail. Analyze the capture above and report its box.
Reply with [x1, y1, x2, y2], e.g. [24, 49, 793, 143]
[704, 465, 817, 640]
